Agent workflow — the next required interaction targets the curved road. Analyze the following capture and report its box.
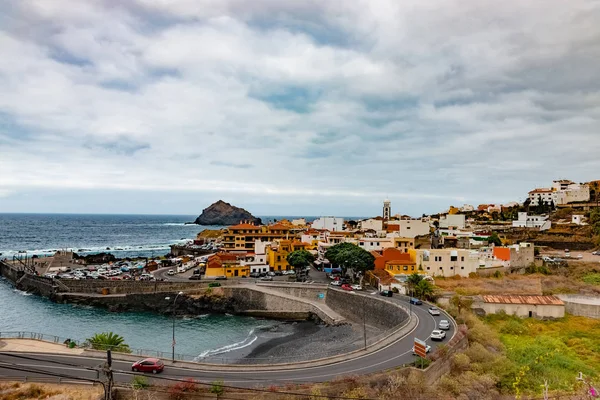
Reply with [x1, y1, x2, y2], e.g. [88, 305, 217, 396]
[0, 294, 454, 386]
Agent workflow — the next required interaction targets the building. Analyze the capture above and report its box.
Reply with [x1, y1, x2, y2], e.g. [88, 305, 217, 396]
[358, 237, 393, 251]
[359, 218, 384, 232]
[311, 217, 344, 232]
[239, 240, 270, 275]
[475, 295, 565, 319]
[291, 218, 307, 226]
[371, 248, 417, 274]
[529, 180, 590, 206]
[383, 199, 391, 220]
[386, 219, 430, 238]
[460, 204, 475, 212]
[205, 253, 250, 278]
[221, 222, 292, 252]
[391, 237, 414, 253]
[478, 243, 534, 270]
[266, 239, 308, 272]
[411, 248, 479, 277]
[528, 189, 555, 206]
[439, 214, 466, 229]
[512, 212, 551, 230]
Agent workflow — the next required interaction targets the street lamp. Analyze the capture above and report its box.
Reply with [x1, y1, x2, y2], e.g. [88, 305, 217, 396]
[164, 291, 184, 363]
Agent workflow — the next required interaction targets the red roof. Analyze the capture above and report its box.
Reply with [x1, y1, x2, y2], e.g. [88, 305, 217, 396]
[269, 223, 291, 230]
[483, 295, 563, 305]
[528, 188, 552, 194]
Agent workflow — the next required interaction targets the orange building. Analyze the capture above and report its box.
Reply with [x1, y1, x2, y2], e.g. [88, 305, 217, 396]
[205, 252, 249, 278]
[493, 247, 511, 262]
[371, 248, 417, 274]
[222, 222, 292, 252]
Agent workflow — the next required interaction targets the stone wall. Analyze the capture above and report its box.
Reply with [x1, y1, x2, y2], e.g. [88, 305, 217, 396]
[557, 295, 600, 319]
[16, 274, 56, 297]
[0, 261, 21, 283]
[59, 279, 239, 294]
[325, 289, 408, 330]
[256, 283, 328, 302]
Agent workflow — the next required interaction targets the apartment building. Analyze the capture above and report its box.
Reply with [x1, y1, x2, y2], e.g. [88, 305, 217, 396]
[222, 222, 292, 252]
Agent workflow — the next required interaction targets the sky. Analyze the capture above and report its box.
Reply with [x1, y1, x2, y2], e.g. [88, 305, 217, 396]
[1, 0, 599, 217]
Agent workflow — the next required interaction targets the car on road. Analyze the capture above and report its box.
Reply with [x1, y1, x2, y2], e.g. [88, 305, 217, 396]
[330, 280, 342, 286]
[208, 282, 221, 288]
[438, 320, 450, 330]
[409, 298, 422, 305]
[131, 358, 164, 374]
[260, 276, 273, 281]
[430, 329, 446, 341]
[351, 284, 362, 290]
[379, 290, 393, 297]
[167, 270, 175, 276]
[214, 276, 228, 280]
[411, 344, 431, 355]
[188, 275, 202, 280]
[428, 307, 440, 316]
[193, 269, 201, 275]
[249, 272, 261, 278]
[267, 271, 276, 277]
[341, 284, 353, 291]
[274, 271, 283, 276]
[577, 254, 583, 259]
[593, 251, 599, 256]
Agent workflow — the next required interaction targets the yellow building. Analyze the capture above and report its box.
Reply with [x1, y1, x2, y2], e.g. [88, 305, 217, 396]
[392, 237, 414, 253]
[266, 240, 308, 271]
[222, 223, 292, 252]
[204, 253, 249, 278]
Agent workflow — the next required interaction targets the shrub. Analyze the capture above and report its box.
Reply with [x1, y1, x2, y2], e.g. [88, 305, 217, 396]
[209, 380, 224, 395]
[391, 287, 399, 293]
[492, 270, 503, 278]
[168, 378, 198, 400]
[131, 375, 150, 390]
[451, 353, 471, 372]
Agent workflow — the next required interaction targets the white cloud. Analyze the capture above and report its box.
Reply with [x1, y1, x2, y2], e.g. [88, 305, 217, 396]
[0, 0, 599, 216]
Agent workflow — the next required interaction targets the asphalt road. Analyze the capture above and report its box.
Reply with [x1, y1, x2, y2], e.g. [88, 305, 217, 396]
[0, 295, 454, 387]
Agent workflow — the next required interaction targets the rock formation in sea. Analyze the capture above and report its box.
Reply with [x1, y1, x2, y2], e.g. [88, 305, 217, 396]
[194, 200, 262, 226]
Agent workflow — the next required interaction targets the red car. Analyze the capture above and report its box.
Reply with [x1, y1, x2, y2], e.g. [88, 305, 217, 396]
[131, 358, 164, 374]
[341, 284, 353, 291]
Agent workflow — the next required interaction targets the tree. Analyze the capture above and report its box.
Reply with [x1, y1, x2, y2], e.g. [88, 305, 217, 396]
[406, 273, 423, 297]
[450, 294, 473, 315]
[286, 249, 315, 275]
[488, 232, 502, 246]
[86, 332, 131, 353]
[324, 243, 375, 278]
[414, 279, 435, 301]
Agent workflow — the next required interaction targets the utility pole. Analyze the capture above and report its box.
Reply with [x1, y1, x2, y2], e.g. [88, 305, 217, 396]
[102, 350, 114, 400]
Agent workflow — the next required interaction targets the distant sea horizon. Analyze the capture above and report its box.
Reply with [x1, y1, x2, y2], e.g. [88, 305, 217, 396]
[0, 213, 367, 259]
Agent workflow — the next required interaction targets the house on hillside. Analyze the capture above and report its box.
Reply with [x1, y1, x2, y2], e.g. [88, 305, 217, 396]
[473, 295, 565, 319]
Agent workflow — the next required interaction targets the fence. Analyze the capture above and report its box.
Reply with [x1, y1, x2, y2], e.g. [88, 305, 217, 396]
[0, 331, 82, 347]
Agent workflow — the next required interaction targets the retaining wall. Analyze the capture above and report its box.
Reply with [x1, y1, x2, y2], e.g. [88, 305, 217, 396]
[325, 289, 408, 330]
[59, 280, 237, 294]
[0, 261, 22, 283]
[557, 295, 600, 319]
[256, 283, 328, 301]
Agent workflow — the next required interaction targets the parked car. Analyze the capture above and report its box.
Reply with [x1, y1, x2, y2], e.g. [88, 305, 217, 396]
[267, 271, 276, 277]
[249, 272, 261, 278]
[409, 298, 422, 305]
[214, 276, 228, 280]
[430, 329, 446, 341]
[260, 276, 273, 281]
[188, 275, 202, 280]
[593, 251, 599, 256]
[193, 269, 201, 275]
[208, 282, 221, 288]
[341, 284, 353, 291]
[274, 271, 283, 276]
[131, 358, 164, 374]
[351, 284, 362, 290]
[330, 280, 343, 286]
[428, 307, 440, 316]
[411, 344, 431, 355]
[577, 254, 583, 259]
[438, 320, 450, 330]
[380, 290, 393, 297]
[167, 270, 175, 276]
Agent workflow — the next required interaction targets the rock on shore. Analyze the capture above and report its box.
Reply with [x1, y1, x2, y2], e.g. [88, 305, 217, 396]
[194, 200, 262, 226]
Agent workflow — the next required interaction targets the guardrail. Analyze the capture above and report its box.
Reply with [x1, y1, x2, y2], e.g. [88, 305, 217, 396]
[0, 331, 81, 347]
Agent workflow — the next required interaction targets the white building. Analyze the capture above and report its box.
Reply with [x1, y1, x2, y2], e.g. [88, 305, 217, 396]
[359, 218, 384, 232]
[357, 237, 394, 251]
[512, 212, 551, 230]
[291, 218, 306, 226]
[439, 214, 466, 229]
[386, 219, 430, 238]
[311, 217, 344, 232]
[529, 180, 590, 206]
[239, 240, 270, 274]
[415, 249, 479, 278]
[460, 204, 474, 212]
[572, 215, 585, 225]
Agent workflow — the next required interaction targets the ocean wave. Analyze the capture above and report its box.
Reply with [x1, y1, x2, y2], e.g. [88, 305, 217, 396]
[13, 289, 32, 296]
[0, 239, 195, 258]
[195, 328, 258, 359]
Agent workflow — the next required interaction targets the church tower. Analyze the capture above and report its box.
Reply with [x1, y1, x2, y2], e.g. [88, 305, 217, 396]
[383, 199, 391, 220]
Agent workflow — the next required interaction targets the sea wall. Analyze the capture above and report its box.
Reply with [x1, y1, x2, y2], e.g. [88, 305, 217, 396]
[58, 279, 240, 294]
[325, 289, 408, 330]
[0, 260, 22, 283]
[255, 283, 328, 301]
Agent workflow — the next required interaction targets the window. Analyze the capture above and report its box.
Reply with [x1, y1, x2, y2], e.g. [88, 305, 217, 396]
[461, 256, 464, 262]
[450, 256, 457, 262]
[427, 267, 430, 270]
[403, 266, 408, 270]
[439, 267, 443, 270]
[450, 266, 454, 269]
[277, 256, 281, 261]
[461, 266, 464, 269]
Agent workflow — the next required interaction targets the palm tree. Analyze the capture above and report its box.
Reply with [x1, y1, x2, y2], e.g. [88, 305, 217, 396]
[414, 279, 435, 301]
[406, 273, 423, 297]
[86, 332, 131, 353]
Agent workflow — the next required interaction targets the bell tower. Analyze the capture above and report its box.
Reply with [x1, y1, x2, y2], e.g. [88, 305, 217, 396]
[383, 198, 391, 220]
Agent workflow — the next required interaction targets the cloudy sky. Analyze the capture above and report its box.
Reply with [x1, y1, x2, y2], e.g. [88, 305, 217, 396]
[1, 0, 599, 217]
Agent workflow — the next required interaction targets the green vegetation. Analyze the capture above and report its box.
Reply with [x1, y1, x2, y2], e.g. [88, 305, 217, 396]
[483, 313, 600, 393]
[324, 242, 375, 276]
[209, 380, 224, 395]
[286, 249, 315, 274]
[582, 273, 600, 285]
[131, 376, 150, 389]
[488, 232, 502, 246]
[85, 332, 131, 353]
[406, 273, 435, 300]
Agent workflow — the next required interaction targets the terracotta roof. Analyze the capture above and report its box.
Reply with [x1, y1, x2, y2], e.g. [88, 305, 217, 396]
[528, 188, 553, 194]
[269, 223, 291, 230]
[228, 223, 262, 230]
[482, 295, 564, 305]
